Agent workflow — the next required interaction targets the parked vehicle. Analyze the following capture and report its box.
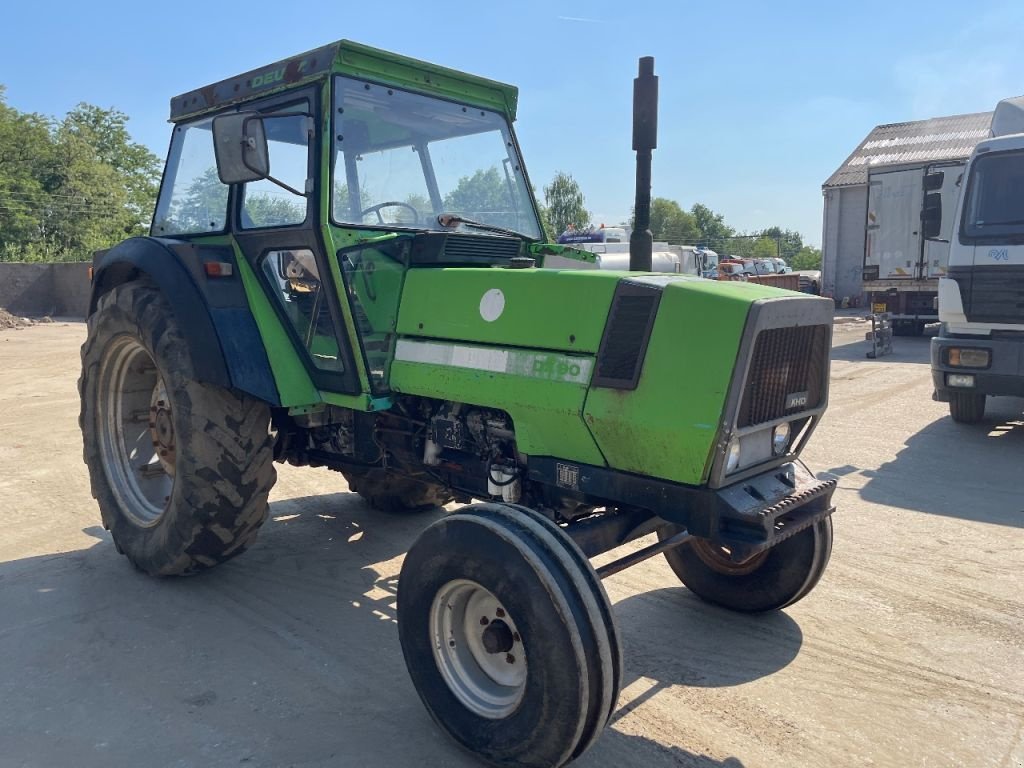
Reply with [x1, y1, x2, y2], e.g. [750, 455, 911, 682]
[78, 41, 837, 767]
[772, 257, 792, 274]
[862, 161, 964, 335]
[931, 96, 1024, 423]
[795, 270, 822, 295]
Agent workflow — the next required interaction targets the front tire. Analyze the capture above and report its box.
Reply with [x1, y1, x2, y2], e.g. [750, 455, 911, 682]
[949, 392, 986, 424]
[79, 281, 276, 576]
[398, 503, 620, 767]
[658, 518, 833, 613]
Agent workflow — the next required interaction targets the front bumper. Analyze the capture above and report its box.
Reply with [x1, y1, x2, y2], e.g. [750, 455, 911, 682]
[707, 461, 836, 560]
[528, 457, 836, 562]
[931, 333, 1024, 400]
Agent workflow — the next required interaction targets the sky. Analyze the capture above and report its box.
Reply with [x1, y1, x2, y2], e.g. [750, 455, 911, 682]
[3, 0, 1023, 247]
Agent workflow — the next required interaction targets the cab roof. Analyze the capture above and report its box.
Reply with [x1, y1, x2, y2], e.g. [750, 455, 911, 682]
[169, 40, 520, 123]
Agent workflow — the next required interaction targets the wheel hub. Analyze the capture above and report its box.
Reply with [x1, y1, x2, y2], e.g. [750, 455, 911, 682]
[430, 579, 527, 719]
[481, 619, 515, 655]
[148, 380, 175, 476]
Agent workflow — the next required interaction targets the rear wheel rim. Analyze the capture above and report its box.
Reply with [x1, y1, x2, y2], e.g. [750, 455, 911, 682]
[97, 335, 174, 526]
[429, 579, 527, 719]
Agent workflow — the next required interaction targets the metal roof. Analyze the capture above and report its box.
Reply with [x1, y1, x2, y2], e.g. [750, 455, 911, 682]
[823, 111, 993, 188]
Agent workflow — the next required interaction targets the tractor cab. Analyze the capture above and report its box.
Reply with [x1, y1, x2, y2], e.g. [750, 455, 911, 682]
[149, 41, 546, 407]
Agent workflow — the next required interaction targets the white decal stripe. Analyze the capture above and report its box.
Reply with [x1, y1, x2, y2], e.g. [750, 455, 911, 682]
[394, 339, 593, 384]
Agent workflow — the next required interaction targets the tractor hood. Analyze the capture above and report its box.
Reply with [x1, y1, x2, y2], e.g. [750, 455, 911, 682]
[395, 268, 625, 354]
[393, 268, 831, 486]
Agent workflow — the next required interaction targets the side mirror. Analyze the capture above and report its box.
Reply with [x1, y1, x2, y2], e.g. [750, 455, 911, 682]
[922, 191, 942, 239]
[213, 112, 269, 184]
[923, 171, 944, 191]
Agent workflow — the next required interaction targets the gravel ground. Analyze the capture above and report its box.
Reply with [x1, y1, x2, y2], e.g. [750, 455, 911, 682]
[0, 321, 1021, 768]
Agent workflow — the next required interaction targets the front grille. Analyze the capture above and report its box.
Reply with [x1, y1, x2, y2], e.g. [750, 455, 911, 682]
[952, 265, 1024, 324]
[738, 325, 829, 427]
[593, 281, 662, 390]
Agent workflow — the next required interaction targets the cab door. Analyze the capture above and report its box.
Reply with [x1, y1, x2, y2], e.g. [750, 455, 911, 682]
[229, 88, 362, 396]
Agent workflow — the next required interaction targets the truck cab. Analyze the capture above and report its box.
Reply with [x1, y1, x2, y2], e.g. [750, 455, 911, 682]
[931, 97, 1024, 422]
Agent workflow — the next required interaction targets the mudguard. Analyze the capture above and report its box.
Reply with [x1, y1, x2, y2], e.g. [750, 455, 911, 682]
[90, 237, 279, 405]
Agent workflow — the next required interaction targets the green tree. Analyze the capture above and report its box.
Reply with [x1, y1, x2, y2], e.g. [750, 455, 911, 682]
[638, 198, 699, 243]
[0, 88, 161, 262]
[444, 167, 511, 214]
[61, 104, 160, 232]
[543, 172, 589, 236]
[690, 203, 734, 249]
[790, 245, 822, 270]
[759, 226, 804, 261]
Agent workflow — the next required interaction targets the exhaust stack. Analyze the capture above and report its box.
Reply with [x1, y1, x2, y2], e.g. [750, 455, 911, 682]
[629, 56, 658, 272]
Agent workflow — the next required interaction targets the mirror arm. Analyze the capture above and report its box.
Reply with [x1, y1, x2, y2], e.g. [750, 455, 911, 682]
[263, 174, 308, 198]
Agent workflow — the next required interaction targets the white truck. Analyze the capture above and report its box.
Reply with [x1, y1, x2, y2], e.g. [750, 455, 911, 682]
[930, 96, 1024, 423]
[862, 162, 963, 335]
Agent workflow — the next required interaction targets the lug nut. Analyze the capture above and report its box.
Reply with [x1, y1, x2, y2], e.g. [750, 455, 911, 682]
[479, 617, 489, 625]
[495, 607, 505, 618]
[505, 653, 515, 664]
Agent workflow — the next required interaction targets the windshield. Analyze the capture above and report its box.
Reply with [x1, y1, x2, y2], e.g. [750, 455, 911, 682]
[331, 76, 541, 238]
[962, 150, 1024, 240]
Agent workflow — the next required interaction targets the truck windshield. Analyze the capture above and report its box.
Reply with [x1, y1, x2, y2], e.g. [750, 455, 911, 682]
[962, 150, 1024, 239]
[331, 76, 541, 239]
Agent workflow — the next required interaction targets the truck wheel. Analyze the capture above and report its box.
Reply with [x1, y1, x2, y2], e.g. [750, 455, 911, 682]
[398, 503, 620, 767]
[79, 281, 276, 576]
[342, 468, 452, 513]
[658, 518, 833, 613]
[949, 392, 986, 424]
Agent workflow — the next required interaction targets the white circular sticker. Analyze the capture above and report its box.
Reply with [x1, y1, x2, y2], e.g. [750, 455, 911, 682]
[479, 288, 506, 322]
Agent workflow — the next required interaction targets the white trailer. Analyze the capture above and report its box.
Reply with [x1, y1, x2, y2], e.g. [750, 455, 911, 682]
[862, 162, 963, 334]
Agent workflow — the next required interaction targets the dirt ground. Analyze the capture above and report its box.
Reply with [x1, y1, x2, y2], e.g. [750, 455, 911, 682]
[0, 321, 1021, 768]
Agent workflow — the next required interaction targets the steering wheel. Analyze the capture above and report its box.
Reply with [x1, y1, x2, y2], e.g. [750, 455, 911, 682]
[360, 201, 420, 226]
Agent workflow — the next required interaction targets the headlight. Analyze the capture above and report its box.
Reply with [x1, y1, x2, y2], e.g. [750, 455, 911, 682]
[947, 373, 975, 388]
[772, 423, 792, 456]
[725, 438, 741, 473]
[947, 348, 990, 368]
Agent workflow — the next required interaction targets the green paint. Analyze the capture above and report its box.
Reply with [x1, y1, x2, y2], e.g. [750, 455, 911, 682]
[396, 268, 622, 353]
[583, 278, 772, 485]
[231, 244, 321, 407]
[336, 41, 518, 119]
[389, 357, 605, 466]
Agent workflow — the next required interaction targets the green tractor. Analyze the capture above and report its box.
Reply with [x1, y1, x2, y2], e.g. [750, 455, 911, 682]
[79, 41, 836, 767]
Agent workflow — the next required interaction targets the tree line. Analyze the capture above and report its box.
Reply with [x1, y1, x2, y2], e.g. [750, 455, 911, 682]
[0, 86, 160, 262]
[539, 172, 822, 270]
[0, 88, 820, 270]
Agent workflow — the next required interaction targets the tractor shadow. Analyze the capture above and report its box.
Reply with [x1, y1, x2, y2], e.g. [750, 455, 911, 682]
[0, 491, 755, 767]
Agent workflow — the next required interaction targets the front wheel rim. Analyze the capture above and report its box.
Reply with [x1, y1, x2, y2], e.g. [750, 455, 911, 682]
[97, 335, 174, 526]
[430, 579, 527, 719]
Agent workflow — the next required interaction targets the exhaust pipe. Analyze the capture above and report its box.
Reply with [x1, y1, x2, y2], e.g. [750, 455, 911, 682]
[629, 56, 658, 272]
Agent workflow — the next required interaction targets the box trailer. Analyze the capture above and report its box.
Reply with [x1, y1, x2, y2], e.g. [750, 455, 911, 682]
[862, 163, 963, 334]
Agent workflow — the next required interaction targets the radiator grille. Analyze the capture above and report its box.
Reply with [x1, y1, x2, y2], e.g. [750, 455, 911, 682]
[738, 325, 830, 427]
[957, 265, 1024, 324]
[593, 282, 661, 390]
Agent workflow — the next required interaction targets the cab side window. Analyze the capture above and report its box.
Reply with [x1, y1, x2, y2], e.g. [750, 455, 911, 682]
[152, 118, 229, 235]
[241, 113, 310, 229]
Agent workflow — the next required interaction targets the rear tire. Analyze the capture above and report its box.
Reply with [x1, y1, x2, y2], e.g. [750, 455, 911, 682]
[658, 518, 833, 613]
[397, 503, 620, 767]
[79, 281, 276, 576]
[949, 392, 986, 424]
[343, 468, 451, 513]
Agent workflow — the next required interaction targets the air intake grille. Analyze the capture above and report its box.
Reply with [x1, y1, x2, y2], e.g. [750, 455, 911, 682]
[738, 325, 829, 427]
[593, 281, 662, 390]
[954, 265, 1024, 325]
[443, 234, 521, 261]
